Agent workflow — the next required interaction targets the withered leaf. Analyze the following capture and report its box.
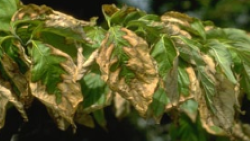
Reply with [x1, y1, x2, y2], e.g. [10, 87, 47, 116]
[114, 92, 131, 119]
[0, 81, 28, 129]
[161, 11, 192, 38]
[196, 55, 236, 135]
[29, 41, 84, 130]
[74, 105, 95, 128]
[165, 54, 179, 107]
[96, 27, 159, 116]
[0, 53, 32, 108]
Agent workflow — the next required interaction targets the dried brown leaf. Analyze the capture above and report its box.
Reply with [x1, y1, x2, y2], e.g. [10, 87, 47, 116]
[165, 54, 179, 107]
[102, 4, 120, 17]
[12, 4, 92, 26]
[161, 11, 192, 38]
[74, 105, 95, 128]
[0, 81, 28, 129]
[0, 54, 32, 108]
[29, 46, 83, 131]
[114, 92, 131, 119]
[194, 55, 237, 135]
[232, 123, 250, 141]
[96, 28, 159, 117]
[73, 47, 99, 82]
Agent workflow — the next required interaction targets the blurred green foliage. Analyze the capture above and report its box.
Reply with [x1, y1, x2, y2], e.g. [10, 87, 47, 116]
[118, 0, 250, 30]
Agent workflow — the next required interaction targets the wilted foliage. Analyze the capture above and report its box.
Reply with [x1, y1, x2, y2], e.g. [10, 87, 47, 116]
[1, 0, 250, 140]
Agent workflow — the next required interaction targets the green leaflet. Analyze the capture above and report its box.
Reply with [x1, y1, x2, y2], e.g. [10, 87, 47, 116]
[102, 4, 144, 27]
[150, 88, 169, 119]
[178, 65, 190, 97]
[96, 27, 159, 116]
[241, 57, 250, 98]
[126, 15, 163, 45]
[177, 36, 217, 113]
[30, 40, 66, 99]
[180, 99, 198, 122]
[10, 19, 44, 44]
[0, 0, 19, 32]
[38, 27, 86, 43]
[93, 109, 107, 129]
[84, 26, 107, 48]
[170, 115, 208, 141]
[80, 70, 110, 111]
[190, 19, 206, 40]
[38, 32, 77, 57]
[105, 26, 134, 80]
[151, 35, 177, 79]
[207, 39, 236, 83]
[207, 28, 250, 98]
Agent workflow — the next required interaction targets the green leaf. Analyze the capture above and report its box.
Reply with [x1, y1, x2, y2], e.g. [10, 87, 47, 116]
[241, 60, 250, 98]
[174, 36, 204, 65]
[178, 65, 190, 97]
[176, 36, 216, 113]
[30, 40, 66, 99]
[170, 115, 208, 141]
[80, 69, 110, 110]
[207, 39, 236, 83]
[104, 26, 134, 80]
[150, 88, 169, 118]
[151, 35, 177, 79]
[10, 19, 44, 43]
[0, 0, 20, 32]
[190, 19, 206, 40]
[180, 99, 198, 122]
[96, 27, 159, 116]
[126, 15, 163, 44]
[38, 26, 86, 43]
[0, 38, 30, 73]
[102, 4, 142, 27]
[84, 26, 106, 48]
[198, 67, 216, 112]
[38, 32, 77, 57]
[93, 109, 107, 129]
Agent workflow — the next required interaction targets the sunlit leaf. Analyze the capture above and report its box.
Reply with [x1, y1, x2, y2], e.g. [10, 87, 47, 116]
[0, 0, 20, 32]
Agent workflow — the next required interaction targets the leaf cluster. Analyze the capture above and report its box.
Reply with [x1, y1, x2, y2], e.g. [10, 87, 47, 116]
[1, 1, 250, 140]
